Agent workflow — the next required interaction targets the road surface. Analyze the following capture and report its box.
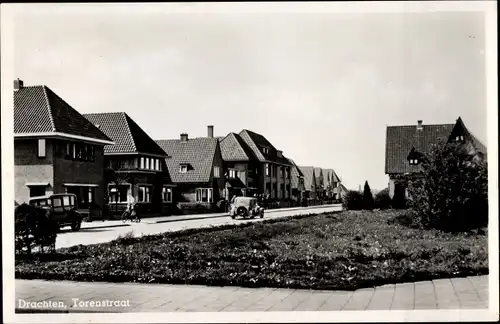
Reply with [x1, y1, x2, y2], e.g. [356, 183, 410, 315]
[56, 204, 342, 249]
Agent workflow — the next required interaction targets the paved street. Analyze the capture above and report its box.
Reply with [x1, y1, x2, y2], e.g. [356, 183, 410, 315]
[15, 276, 489, 312]
[56, 204, 342, 249]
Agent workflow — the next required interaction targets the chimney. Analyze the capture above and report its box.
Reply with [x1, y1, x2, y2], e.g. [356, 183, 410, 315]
[180, 133, 188, 141]
[207, 125, 214, 138]
[417, 120, 423, 130]
[14, 78, 24, 91]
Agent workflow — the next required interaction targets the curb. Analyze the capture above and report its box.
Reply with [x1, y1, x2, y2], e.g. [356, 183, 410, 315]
[81, 223, 131, 230]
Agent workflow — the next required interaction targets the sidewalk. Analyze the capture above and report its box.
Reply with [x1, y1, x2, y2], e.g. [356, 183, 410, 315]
[15, 275, 488, 313]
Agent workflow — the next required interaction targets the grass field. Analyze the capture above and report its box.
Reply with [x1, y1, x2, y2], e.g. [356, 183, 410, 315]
[15, 209, 488, 290]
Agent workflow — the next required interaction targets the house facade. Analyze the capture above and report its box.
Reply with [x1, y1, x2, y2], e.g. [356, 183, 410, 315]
[156, 127, 224, 211]
[84, 112, 171, 215]
[218, 131, 260, 199]
[288, 159, 305, 201]
[237, 129, 293, 201]
[385, 118, 487, 199]
[298, 166, 317, 199]
[14, 79, 114, 210]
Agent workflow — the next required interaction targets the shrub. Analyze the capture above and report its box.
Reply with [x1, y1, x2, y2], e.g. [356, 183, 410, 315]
[362, 181, 375, 210]
[15, 203, 58, 255]
[342, 190, 363, 210]
[407, 140, 488, 232]
[374, 188, 392, 210]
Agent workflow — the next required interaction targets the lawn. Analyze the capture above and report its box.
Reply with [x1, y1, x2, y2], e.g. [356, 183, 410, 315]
[15, 210, 488, 290]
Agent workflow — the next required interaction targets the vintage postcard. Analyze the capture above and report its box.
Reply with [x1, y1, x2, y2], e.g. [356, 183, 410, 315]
[1, 1, 498, 323]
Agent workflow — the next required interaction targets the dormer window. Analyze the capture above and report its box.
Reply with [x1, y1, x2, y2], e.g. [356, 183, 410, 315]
[455, 135, 464, 142]
[180, 164, 188, 173]
[262, 147, 269, 155]
[229, 169, 237, 178]
[409, 159, 419, 165]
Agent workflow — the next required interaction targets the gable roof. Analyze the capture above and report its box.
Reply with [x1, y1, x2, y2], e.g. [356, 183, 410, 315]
[288, 158, 304, 189]
[314, 167, 323, 183]
[238, 129, 292, 166]
[219, 132, 250, 161]
[299, 166, 316, 190]
[452, 117, 487, 156]
[14, 85, 112, 144]
[156, 137, 218, 183]
[385, 122, 455, 174]
[83, 112, 166, 156]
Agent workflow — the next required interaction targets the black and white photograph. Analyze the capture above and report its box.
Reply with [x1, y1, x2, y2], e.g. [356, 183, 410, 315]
[1, 1, 498, 323]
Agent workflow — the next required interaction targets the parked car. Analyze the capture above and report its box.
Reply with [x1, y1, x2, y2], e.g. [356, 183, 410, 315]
[229, 197, 264, 219]
[28, 194, 83, 231]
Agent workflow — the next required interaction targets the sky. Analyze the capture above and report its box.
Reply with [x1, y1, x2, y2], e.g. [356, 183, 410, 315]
[10, 4, 488, 191]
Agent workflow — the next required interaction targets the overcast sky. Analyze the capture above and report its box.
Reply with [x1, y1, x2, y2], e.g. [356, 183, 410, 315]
[11, 4, 487, 190]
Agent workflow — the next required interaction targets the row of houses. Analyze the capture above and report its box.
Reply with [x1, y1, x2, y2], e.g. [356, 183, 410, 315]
[13, 79, 344, 216]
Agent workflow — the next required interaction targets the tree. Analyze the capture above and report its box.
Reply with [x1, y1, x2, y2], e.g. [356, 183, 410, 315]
[407, 140, 488, 232]
[362, 181, 375, 210]
[342, 190, 363, 210]
[374, 188, 392, 209]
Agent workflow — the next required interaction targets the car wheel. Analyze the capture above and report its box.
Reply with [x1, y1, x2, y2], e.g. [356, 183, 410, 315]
[260, 210, 264, 218]
[71, 219, 81, 231]
[237, 207, 248, 217]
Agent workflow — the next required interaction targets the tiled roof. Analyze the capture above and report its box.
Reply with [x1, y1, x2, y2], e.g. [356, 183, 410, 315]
[84, 112, 166, 156]
[454, 117, 487, 156]
[238, 129, 292, 166]
[299, 166, 315, 190]
[322, 169, 331, 186]
[219, 133, 250, 161]
[156, 137, 218, 184]
[385, 123, 454, 174]
[14, 85, 112, 143]
[314, 167, 323, 185]
[330, 169, 341, 183]
[288, 158, 304, 189]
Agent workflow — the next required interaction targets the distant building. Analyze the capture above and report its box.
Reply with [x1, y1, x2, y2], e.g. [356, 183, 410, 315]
[385, 118, 487, 199]
[288, 158, 305, 201]
[14, 79, 114, 209]
[298, 166, 317, 200]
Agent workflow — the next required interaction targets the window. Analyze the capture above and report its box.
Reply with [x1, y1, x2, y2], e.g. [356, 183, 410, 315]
[38, 139, 46, 158]
[286, 168, 291, 179]
[213, 166, 220, 178]
[409, 159, 419, 165]
[156, 159, 160, 171]
[196, 188, 213, 203]
[265, 163, 270, 176]
[262, 147, 269, 155]
[88, 188, 94, 203]
[64, 142, 96, 162]
[63, 195, 71, 206]
[138, 186, 151, 203]
[29, 186, 46, 197]
[162, 187, 173, 203]
[280, 167, 285, 178]
[109, 185, 129, 203]
[145, 158, 150, 170]
[229, 169, 237, 178]
[140, 157, 145, 169]
[456, 135, 464, 142]
[180, 164, 188, 173]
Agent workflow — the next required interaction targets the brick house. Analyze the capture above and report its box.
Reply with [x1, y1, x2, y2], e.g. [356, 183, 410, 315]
[156, 127, 224, 210]
[385, 118, 487, 199]
[218, 131, 261, 198]
[237, 129, 293, 201]
[83, 112, 171, 215]
[288, 158, 305, 202]
[14, 79, 114, 210]
[314, 167, 325, 199]
[298, 166, 317, 199]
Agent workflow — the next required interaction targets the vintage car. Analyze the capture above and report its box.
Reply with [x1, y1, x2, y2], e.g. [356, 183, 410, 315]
[229, 197, 264, 219]
[28, 193, 83, 231]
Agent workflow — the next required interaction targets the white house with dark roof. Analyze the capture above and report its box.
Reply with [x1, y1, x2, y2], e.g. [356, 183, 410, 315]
[14, 79, 114, 209]
[83, 112, 171, 215]
[156, 126, 224, 209]
[385, 117, 487, 199]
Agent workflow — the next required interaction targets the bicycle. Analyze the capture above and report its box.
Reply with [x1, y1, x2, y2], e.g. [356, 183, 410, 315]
[121, 205, 141, 223]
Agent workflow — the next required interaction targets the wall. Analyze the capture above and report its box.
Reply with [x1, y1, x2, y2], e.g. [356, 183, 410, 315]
[52, 139, 106, 208]
[14, 139, 55, 204]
